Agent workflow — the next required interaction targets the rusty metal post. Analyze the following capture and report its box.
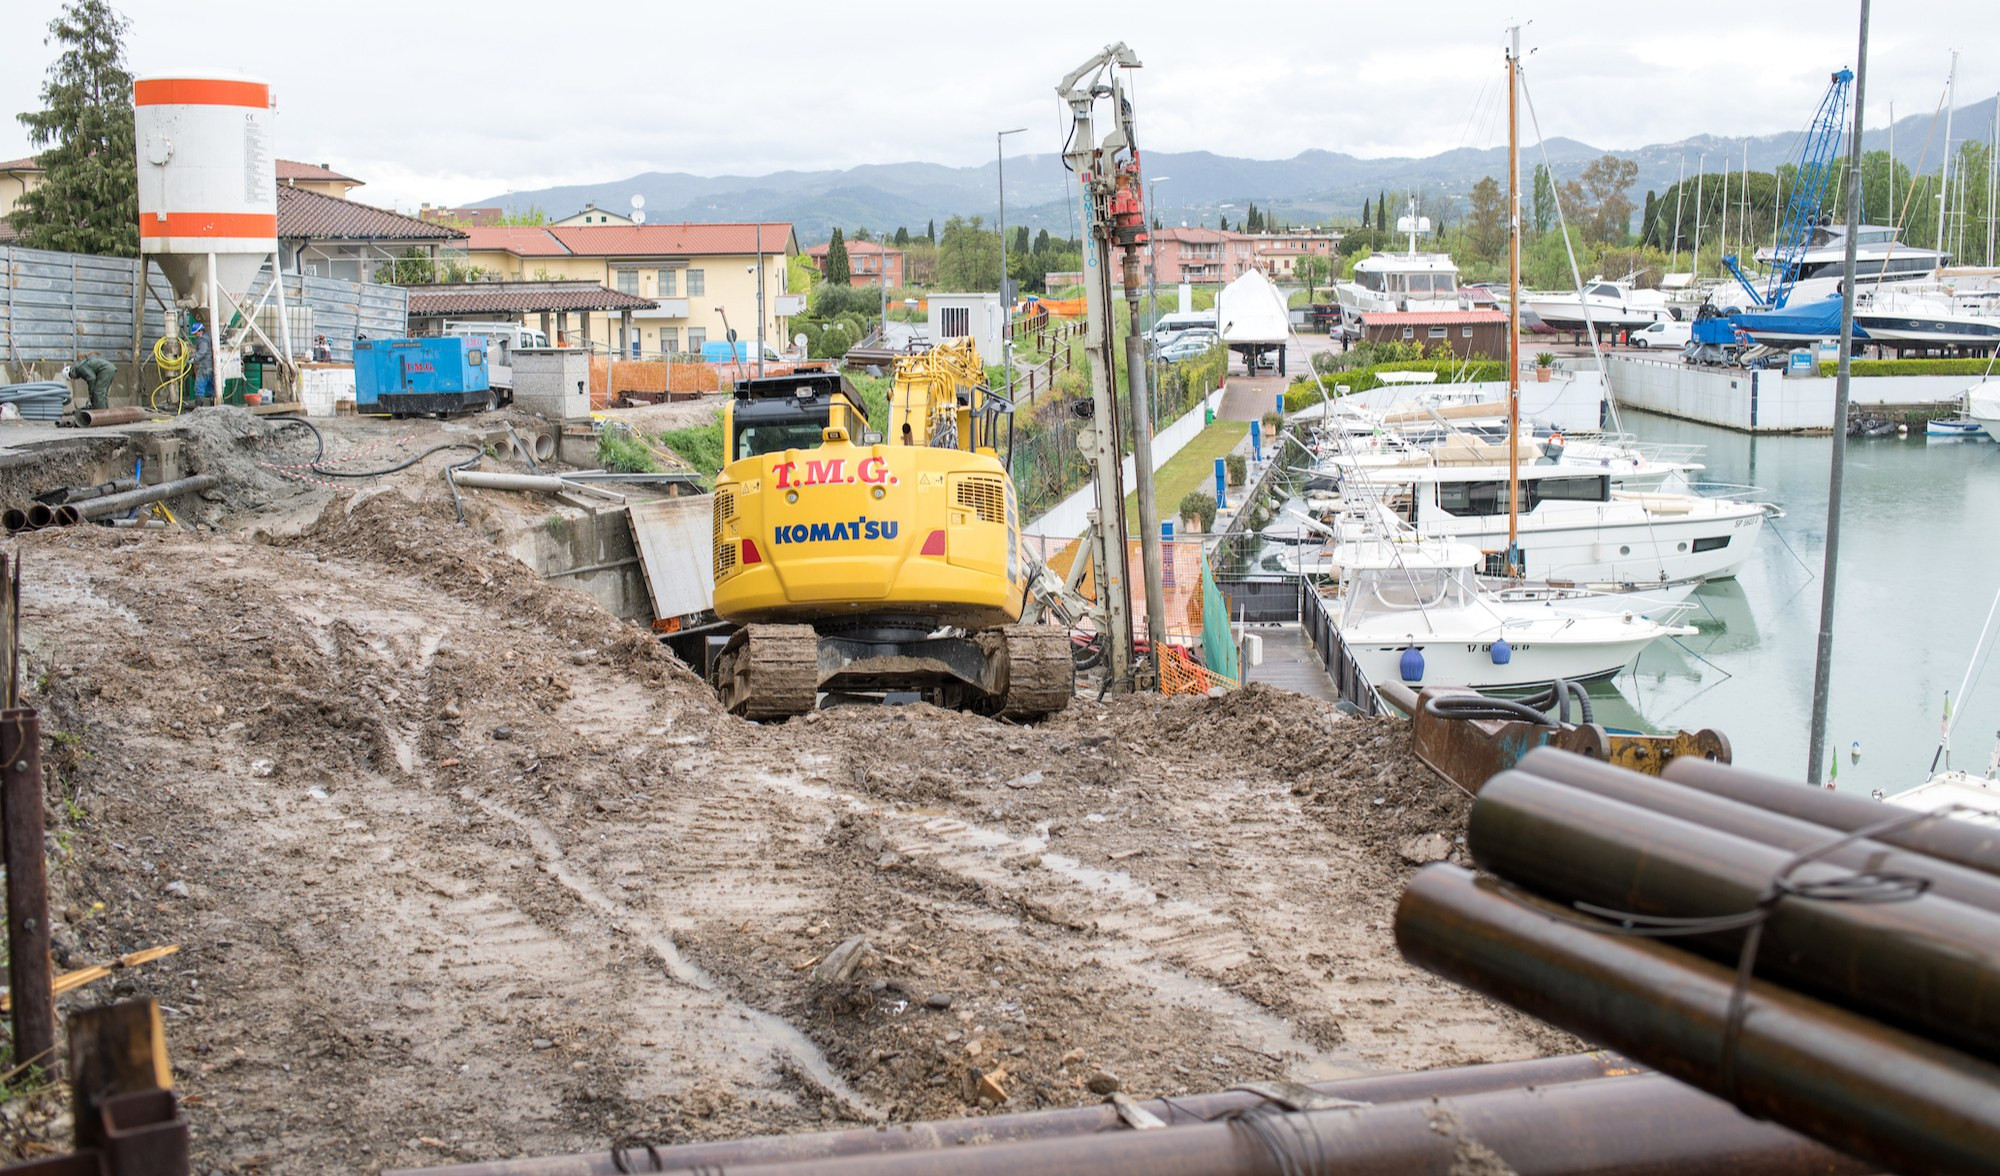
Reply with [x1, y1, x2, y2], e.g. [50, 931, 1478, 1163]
[1396, 863, 2000, 1176]
[1, 707, 54, 1080]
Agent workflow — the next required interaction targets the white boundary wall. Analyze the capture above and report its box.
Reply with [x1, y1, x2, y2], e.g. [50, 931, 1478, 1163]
[1609, 355, 1977, 432]
[1027, 383, 1230, 540]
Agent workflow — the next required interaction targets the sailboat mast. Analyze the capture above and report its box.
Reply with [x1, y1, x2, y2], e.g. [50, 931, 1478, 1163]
[1741, 141, 1750, 263]
[1988, 92, 1996, 268]
[1692, 155, 1706, 279]
[1938, 49, 1957, 255]
[1507, 24, 1521, 571]
[1670, 155, 1686, 272]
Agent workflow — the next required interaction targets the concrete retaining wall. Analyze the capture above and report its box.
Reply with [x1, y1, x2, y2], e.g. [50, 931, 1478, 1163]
[1609, 355, 1974, 432]
[504, 506, 650, 622]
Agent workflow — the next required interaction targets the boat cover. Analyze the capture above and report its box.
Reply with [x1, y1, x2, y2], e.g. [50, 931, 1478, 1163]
[1218, 270, 1289, 343]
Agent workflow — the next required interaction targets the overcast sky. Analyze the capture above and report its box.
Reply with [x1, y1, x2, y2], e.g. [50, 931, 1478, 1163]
[2, 0, 1991, 211]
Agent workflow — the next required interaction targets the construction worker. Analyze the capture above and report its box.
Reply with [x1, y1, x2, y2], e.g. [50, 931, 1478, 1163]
[66, 354, 116, 410]
[190, 322, 214, 404]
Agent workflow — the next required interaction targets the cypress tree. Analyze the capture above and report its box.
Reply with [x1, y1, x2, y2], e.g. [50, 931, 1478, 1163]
[823, 228, 852, 285]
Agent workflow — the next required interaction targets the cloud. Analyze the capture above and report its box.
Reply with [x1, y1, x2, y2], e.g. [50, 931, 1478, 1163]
[0, 0, 1988, 210]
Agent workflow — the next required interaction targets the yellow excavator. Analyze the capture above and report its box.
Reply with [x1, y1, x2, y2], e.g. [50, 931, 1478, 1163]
[707, 337, 1075, 719]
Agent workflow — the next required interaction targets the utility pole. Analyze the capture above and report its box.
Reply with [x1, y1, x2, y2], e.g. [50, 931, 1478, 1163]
[756, 223, 766, 378]
[998, 127, 1027, 402]
[1807, 0, 1870, 789]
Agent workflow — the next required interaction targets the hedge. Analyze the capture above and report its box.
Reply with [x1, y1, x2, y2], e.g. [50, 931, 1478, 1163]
[1282, 359, 1510, 411]
[1816, 358, 2000, 378]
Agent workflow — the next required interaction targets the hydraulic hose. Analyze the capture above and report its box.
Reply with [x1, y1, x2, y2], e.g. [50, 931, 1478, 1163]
[1420, 678, 1594, 726]
[151, 334, 191, 414]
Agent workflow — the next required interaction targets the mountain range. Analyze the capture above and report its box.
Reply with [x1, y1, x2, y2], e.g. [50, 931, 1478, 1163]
[478, 97, 2000, 244]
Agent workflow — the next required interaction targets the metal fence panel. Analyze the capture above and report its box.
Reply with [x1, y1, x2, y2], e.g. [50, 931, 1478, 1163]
[0, 245, 408, 364]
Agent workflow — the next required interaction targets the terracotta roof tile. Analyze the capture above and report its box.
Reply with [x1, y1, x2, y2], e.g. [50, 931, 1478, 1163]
[276, 185, 465, 242]
[463, 226, 571, 256]
[546, 222, 795, 257]
[0, 157, 41, 174]
[1359, 310, 1509, 326]
[276, 159, 360, 184]
[406, 282, 655, 316]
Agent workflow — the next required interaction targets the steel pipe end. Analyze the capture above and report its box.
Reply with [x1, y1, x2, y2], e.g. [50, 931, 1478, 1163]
[54, 505, 81, 527]
[24, 504, 55, 531]
[2, 509, 27, 535]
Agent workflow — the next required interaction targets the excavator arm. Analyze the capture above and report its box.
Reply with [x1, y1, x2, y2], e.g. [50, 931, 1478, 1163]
[887, 335, 997, 453]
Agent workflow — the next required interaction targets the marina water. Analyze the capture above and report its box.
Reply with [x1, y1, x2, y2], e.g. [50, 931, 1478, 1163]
[1588, 408, 2000, 795]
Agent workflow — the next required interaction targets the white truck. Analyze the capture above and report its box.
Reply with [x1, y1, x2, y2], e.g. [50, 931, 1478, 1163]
[441, 321, 550, 394]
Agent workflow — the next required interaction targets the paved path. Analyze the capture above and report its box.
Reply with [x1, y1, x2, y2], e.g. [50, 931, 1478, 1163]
[1218, 375, 1287, 422]
[1240, 622, 1341, 703]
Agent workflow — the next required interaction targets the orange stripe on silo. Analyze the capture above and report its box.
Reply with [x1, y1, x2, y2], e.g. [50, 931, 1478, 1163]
[138, 213, 278, 239]
[133, 78, 271, 108]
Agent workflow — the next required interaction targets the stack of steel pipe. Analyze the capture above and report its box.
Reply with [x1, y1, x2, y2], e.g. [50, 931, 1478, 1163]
[3, 504, 84, 534]
[386, 1053, 1872, 1176]
[1396, 746, 2000, 1176]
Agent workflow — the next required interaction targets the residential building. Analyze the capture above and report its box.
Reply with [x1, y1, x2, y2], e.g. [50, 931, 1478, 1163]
[805, 239, 905, 288]
[1141, 227, 1344, 285]
[0, 156, 43, 230]
[418, 205, 506, 227]
[278, 185, 468, 282]
[276, 160, 365, 200]
[464, 222, 800, 356]
[555, 203, 636, 227]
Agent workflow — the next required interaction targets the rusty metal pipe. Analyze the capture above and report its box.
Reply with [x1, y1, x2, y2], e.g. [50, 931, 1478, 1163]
[1471, 769, 2000, 1061]
[610, 1073, 1861, 1176]
[2, 709, 55, 1078]
[74, 475, 218, 522]
[72, 406, 148, 428]
[1520, 747, 2000, 914]
[52, 505, 80, 528]
[1396, 863, 2000, 1176]
[386, 1054, 1641, 1176]
[2, 509, 26, 535]
[1664, 756, 2000, 874]
[59, 478, 140, 504]
[24, 504, 53, 531]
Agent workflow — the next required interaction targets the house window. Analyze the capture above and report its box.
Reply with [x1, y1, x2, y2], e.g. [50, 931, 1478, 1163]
[615, 270, 639, 295]
[660, 327, 679, 353]
[942, 306, 971, 338]
[1462, 326, 1474, 337]
[689, 327, 707, 351]
[658, 269, 677, 296]
[1401, 327, 1415, 339]
[687, 269, 705, 296]
[1428, 326, 1448, 338]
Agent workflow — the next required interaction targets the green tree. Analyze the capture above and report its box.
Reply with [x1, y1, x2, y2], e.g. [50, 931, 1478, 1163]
[1013, 224, 1029, 253]
[1033, 227, 1051, 254]
[499, 205, 548, 226]
[1579, 155, 1639, 243]
[1360, 196, 1370, 228]
[823, 227, 852, 285]
[1641, 190, 1659, 245]
[1465, 176, 1505, 260]
[893, 225, 910, 246]
[853, 226, 872, 242]
[1531, 164, 1555, 234]
[1375, 191, 1386, 232]
[1218, 214, 1229, 231]
[1294, 253, 1331, 300]
[10, 0, 137, 256]
[926, 219, 935, 243]
[937, 215, 1000, 290]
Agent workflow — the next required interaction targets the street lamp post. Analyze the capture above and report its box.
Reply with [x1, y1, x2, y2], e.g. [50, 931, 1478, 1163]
[1147, 177, 1170, 428]
[997, 127, 1027, 401]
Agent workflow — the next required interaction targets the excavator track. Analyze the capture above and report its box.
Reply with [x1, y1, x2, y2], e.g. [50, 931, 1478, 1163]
[984, 625, 1077, 720]
[717, 623, 820, 720]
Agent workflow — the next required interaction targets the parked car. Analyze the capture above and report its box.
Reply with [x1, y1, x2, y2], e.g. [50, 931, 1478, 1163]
[1154, 336, 1218, 363]
[1630, 319, 1692, 349]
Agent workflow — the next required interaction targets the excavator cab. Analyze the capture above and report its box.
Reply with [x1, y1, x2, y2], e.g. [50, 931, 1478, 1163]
[726, 369, 875, 461]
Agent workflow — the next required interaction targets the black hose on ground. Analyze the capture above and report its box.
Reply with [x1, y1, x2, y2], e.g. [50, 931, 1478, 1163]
[268, 416, 325, 464]
[307, 442, 482, 480]
[1420, 678, 1593, 726]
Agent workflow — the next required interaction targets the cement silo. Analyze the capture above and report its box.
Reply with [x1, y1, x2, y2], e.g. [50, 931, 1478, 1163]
[134, 74, 294, 398]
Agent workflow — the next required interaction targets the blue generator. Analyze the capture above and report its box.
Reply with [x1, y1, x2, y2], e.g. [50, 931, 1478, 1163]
[354, 337, 495, 417]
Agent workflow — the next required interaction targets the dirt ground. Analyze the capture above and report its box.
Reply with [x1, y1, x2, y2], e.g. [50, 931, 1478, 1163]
[0, 408, 1573, 1173]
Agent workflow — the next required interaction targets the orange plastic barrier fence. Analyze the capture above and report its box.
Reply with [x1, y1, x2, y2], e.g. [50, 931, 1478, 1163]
[586, 358, 726, 408]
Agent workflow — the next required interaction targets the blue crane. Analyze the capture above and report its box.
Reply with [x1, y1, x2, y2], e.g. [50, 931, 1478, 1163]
[1722, 68, 1854, 311]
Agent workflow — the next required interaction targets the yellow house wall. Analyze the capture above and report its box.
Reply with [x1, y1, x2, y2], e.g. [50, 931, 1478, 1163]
[465, 247, 794, 354]
[0, 171, 42, 220]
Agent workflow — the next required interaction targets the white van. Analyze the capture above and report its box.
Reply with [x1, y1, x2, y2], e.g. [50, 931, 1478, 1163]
[1630, 320, 1692, 350]
[1146, 310, 1218, 345]
[442, 321, 550, 391]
